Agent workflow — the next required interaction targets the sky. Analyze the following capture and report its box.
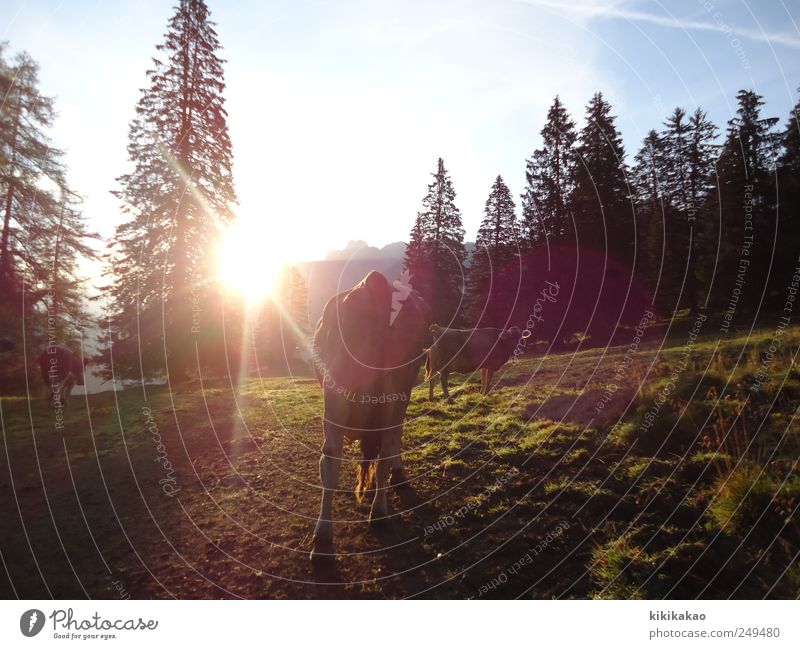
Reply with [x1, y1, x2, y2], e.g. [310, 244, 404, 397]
[4, 0, 800, 272]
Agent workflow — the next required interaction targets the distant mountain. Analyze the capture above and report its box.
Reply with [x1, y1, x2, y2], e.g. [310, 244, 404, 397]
[297, 240, 407, 326]
[298, 239, 477, 326]
[322, 239, 407, 262]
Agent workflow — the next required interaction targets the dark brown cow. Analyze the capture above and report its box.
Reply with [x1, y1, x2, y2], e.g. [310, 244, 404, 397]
[425, 324, 523, 399]
[310, 271, 429, 564]
[39, 345, 87, 407]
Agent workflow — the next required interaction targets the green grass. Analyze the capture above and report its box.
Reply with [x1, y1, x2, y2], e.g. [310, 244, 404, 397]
[1, 323, 798, 598]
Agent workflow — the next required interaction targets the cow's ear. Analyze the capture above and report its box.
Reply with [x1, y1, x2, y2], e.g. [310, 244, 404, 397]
[342, 271, 392, 325]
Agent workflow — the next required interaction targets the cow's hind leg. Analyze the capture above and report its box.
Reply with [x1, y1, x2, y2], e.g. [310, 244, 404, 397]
[311, 419, 344, 564]
[441, 372, 450, 400]
[370, 431, 394, 526]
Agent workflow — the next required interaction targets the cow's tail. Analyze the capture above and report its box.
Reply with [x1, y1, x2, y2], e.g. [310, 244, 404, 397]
[355, 435, 381, 502]
[423, 350, 432, 382]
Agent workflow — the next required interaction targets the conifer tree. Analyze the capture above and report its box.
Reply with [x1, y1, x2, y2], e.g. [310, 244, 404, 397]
[254, 266, 309, 372]
[467, 175, 520, 326]
[0, 46, 95, 389]
[105, 0, 237, 379]
[403, 158, 466, 324]
[570, 93, 632, 263]
[281, 265, 309, 341]
[521, 96, 576, 246]
[0, 46, 96, 334]
[774, 89, 800, 294]
[1, 48, 66, 306]
[780, 90, 800, 183]
[632, 129, 670, 304]
[705, 90, 777, 317]
[659, 107, 718, 312]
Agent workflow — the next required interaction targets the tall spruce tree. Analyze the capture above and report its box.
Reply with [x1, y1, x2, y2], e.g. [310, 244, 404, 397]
[632, 129, 670, 304]
[775, 89, 800, 293]
[403, 158, 466, 324]
[521, 96, 576, 246]
[403, 216, 427, 291]
[705, 90, 778, 317]
[570, 92, 633, 263]
[659, 107, 718, 312]
[281, 265, 310, 342]
[780, 89, 800, 183]
[0, 46, 94, 370]
[467, 175, 520, 326]
[1, 48, 66, 307]
[105, 0, 237, 379]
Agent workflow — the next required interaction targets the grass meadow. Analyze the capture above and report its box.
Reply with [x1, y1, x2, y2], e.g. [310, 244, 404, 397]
[1, 323, 798, 598]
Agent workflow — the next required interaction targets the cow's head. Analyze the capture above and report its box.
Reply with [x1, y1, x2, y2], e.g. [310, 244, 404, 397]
[323, 271, 393, 392]
[387, 290, 430, 367]
[500, 326, 521, 342]
[498, 326, 522, 355]
[342, 271, 393, 329]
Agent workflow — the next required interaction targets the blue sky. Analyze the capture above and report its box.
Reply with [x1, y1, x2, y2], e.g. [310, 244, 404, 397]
[5, 0, 800, 266]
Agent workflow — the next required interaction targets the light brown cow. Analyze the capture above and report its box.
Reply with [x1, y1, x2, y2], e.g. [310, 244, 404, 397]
[425, 324, 522, 399]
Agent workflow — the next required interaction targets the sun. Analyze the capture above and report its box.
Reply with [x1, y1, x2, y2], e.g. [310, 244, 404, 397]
[216, 221, 295, 302]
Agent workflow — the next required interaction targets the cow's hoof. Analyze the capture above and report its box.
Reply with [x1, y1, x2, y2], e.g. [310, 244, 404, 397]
[390, 468, 409, 488]
[310, 547, 335, 567]
[310, 547, 335, 566]
[369, 510, 391, 528]
[310, 533, 335, 565]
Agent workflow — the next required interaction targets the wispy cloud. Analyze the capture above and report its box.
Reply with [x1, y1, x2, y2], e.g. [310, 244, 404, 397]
[516, 0, 800, 49]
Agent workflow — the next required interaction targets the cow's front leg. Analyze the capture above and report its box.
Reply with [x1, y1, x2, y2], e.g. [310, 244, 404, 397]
[370, 432, 394, 525]
[311, 420, 343, 564]
[483, 369, 494, 394]
[441, 372, 450, 400]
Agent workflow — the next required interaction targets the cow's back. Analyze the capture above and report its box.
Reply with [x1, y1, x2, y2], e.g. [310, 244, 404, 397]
[433, 328, 503, 373]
